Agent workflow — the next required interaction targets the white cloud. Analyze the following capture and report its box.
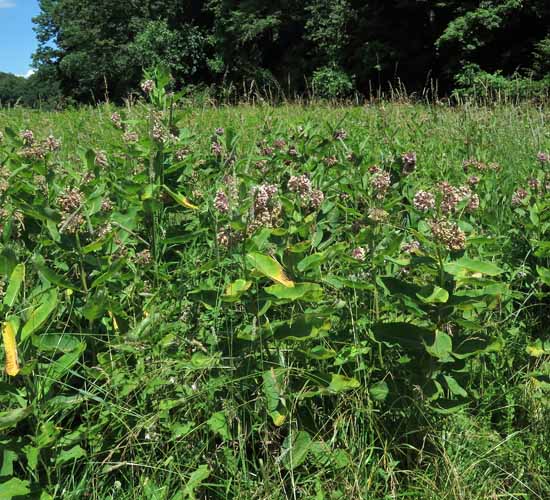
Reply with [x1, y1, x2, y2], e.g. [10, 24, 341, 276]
[0, 1, 16, 9]
[16, 69, 35, 78]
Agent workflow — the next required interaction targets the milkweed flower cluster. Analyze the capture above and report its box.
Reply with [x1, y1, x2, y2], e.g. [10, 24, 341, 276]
[351, 247, 367, 261]
[288, 174, 324, 210]
[20, 129, 34, 146]
[324, 156, 338, 167]
[111, 112, 123, 129]
[95, 151, 109, 168]
[536, 152, 549, 164]
[401, 151, 417, 174]
[214, 190, 230, 214]
[333, 129, 347, 140]
[123, 131, 139, 144]
[368, 208, 389, 223]
[438, 182, 479, 214]
[372, 170, 391, 199]
[135, 249, 152, 265]
[249, 184, 281, 232]
[429, 218, 466, 252]
[463, 159, 500, 173]
[141, 80, 155, 94]
[401, 240, 421, 254]
[57, 187, 85, 234]
[211, 141, 223, 156]
[511, 188, 528, 206]
[0, 206, 24, 238]
[217, 226, 242, 248]
[45, 135, 61, 152]
[413, 190, 436, 212]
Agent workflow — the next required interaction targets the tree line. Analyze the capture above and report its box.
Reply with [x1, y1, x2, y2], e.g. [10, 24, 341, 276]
[1, 0, 549, 106]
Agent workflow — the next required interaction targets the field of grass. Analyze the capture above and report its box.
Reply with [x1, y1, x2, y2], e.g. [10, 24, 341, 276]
[0, 82, 549, 500]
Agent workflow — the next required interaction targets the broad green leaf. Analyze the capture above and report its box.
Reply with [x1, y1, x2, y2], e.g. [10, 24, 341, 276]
[369, 380, 389, 401]
[0, 478, 31, 500]
[526, 339, 550, 357]
[417, 286, 449, 304]
[246, 252, 294, 287]
[3, 264, 25, 308]
[55, 445, 87, 465]
[34, 260, 79, 291]
[536, 266, 550, 286]
[425, 331, 453, 361]
[207, 412, 231, 440]
[265, 282, 323, 301]
[262, 368, 287, 426]
[21, 289, 58, 341]
[32, 334, 81, 353]
[183, 464, 210, 500]
[274, 316, 330, 341]
[443, 375, 468, 397]
[444, 257, 504, 277]
[224, 279, 251, 297]
[328, 374, 360, 393]
[0, 449, 17, 476]
[372, 323, 434, 351]
[0, 406, 32, 431]
[281, 431, 312, 469]
[305, 345, 336, 360]
[297, 252, 327, 272]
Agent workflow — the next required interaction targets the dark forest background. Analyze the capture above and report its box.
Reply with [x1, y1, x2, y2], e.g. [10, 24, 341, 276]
[1, 0, 549, 106]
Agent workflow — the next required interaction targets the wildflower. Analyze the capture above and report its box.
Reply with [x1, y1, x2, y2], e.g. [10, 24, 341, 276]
[324, 156, 338, 167]
[141, 79, 155, 94]
[401, 240, 421, 254]
[215, 127, 225, 136]
[135, 249, 152, 265]
[0, 167, 10, 195]
[368, 208, 389, 223]
[20, 129, 34, 146]
[372, 171, 391, 199]
[467, 193, 480, 212]
[401, 151, 416, 174]
[211, 141, 223, 156]
[288, 146, 298, 157]
[310, 189, 325, 210]
[214, 190, 230, 214]
[468, 175, 480, 187]
[123, 131, 138, 143]
[101, 199, 114, 212]
[333, 129, 347, 140]
[45, 135, 61, 152]
[95, 151, 108, 168]
[175, 148, 190, 161]
[111, 112, 123, 129]
[368, 165, 381, 174]
[537, 152, 549, 164]
[413, 190, 435, 212]
[97, 222, 112, 238]
[351, 247, 367, 261]
[152, 122, 168, 143]
[511, 188, 528, 206]
[20, 144, 47, 161]
[528, 178, 540, 191]
[288, 174, 312, 197]
[429, 219, 466, 252]
[217, 226, 241, 248]
[273, 139, 286, 150]
[57, 187, 83, 213]
[249, 184, 280, 231]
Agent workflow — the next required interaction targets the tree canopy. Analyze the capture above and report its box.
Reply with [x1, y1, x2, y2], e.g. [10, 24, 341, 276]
[4, 0, 550, 105]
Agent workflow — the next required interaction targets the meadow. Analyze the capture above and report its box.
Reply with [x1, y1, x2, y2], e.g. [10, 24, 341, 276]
[0, 78, 549, 499]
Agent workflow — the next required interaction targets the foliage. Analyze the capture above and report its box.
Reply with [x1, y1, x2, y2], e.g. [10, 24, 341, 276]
[0, 72, 549, 498]
[311, 65, 355, 99]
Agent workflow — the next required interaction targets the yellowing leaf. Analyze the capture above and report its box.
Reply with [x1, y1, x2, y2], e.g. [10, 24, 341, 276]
[2, 318, 20, 377]
[163, 185, 198, 209]
[246, 252, 294, 288]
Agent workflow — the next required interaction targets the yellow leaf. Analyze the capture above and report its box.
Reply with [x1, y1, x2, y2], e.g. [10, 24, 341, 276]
[3, 319, 20, 377]
[163, 185, 199, 210]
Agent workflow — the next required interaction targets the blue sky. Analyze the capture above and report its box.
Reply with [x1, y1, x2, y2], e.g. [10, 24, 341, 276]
[0, 0, 41, 76]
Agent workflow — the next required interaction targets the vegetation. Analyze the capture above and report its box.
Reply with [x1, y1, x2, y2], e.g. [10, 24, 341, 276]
[0, 70, 549, 498]
[1, 0, 549, 105]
